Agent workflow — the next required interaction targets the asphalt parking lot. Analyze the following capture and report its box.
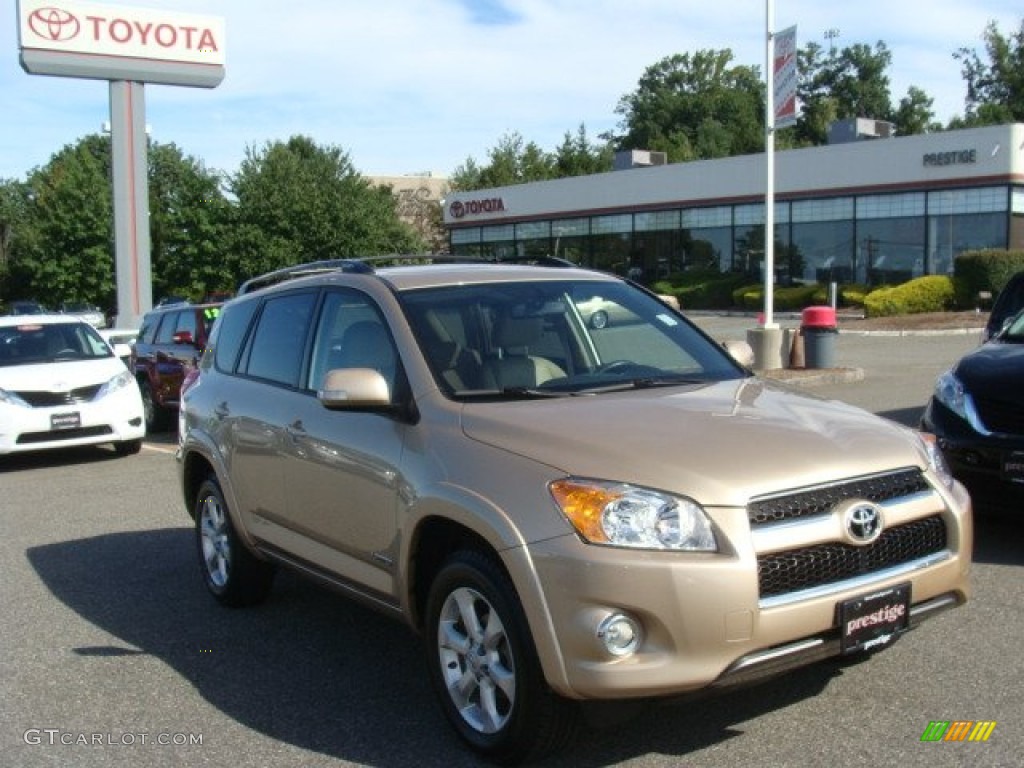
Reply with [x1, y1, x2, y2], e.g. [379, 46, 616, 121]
[2, 325, 1021, 768]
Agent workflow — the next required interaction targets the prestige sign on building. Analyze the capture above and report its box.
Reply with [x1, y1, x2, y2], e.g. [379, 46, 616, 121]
[17, 0, 225, 86]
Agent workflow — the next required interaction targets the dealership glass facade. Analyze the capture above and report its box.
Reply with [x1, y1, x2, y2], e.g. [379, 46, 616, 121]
[450, 183, 1023, 286]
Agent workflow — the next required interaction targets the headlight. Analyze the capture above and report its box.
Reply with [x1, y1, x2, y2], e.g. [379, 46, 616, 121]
[0, 388, 30, 408]
[933, 370, 968, 420]
[933, 369, 990, 435]
[550, 478, 717, 551]
[920, 432, 955, 491]
[96, 370, 134, 399]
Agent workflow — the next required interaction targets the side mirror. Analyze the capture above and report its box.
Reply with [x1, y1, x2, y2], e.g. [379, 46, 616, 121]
[318, 368, 392, 409]
[722, 339, 755, 368]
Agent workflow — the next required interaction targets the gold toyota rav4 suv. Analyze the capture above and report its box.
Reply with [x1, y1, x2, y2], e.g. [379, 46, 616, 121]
[177, 258, 971, 764]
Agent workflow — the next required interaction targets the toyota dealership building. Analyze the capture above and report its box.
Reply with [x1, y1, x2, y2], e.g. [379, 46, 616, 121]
[442, 122, 1024, 286]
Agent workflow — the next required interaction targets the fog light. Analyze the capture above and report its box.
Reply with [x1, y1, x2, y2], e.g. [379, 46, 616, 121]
[597, 613, 642, 657]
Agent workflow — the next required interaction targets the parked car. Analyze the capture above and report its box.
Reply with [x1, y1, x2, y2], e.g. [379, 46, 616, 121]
[132, 302, 221, 432]
[575, 294, 640, 328]
[983, 269, 1024, 341]
[60, 301, 107, 329]
[0, 315, 144, 456]
[923, 306, 1024, 511]
[178, 259, 971, 764]
[99, 327, 139, 367]
[7, 300, 46, 316]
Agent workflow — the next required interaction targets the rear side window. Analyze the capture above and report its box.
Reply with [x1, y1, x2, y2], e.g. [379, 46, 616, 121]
[242, 292, 317, 387]
[213, 301, 258, 373]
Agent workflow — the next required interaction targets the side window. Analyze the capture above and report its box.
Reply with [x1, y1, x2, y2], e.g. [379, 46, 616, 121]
[213, 300, 258, 373]
[309, 289, 395, 391]
[243, 292, 317, 387]
[155, 312, 180, 344]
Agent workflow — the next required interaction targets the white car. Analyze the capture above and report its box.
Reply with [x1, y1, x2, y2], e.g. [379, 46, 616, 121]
[0, 315, 145, 456]
[99, 327, 139, 366]
[60, 302, 108, 329]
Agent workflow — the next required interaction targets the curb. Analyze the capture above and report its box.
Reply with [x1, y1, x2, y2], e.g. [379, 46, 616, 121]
[758, 367, 866, 388]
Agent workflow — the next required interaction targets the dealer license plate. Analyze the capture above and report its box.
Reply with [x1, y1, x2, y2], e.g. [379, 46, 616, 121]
[1002, 451, 1024, 484]
[50, 412, 81, 431]
[839, 583, 910, 654]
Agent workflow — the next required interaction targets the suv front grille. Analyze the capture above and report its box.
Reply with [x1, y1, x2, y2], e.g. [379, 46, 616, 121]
[748, 468, 930, 526]
[16, 385, 103, 407]
[758, 515, 947, 598]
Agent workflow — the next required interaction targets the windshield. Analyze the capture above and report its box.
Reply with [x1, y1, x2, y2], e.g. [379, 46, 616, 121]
[399, 279, 746, 397]
[999, 309, 1024, 342]
[0, 322, 113, 367]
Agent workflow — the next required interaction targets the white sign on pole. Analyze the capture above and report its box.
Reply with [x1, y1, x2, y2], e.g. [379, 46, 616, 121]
[773, 25, 798, 128]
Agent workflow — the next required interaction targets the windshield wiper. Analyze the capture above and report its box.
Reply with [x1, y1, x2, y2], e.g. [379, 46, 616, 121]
[453, 387, 569, 400]
[571, 376, 708, 395]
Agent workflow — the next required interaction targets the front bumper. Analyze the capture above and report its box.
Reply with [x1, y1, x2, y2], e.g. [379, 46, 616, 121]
[511, 479, 972, 700]
[0, 389, 145, 455]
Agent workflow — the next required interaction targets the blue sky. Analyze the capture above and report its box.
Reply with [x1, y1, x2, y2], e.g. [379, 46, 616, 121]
[2, 0, 1021, 182]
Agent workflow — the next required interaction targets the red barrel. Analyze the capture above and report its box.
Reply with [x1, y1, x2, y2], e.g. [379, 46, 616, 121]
[801, 305, 837, 329]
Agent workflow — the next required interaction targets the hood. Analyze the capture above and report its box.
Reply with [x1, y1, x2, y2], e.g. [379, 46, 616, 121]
[955, 341, 1024, 399]
[0, 357, 125, 392]
[460, 379, 926, 507]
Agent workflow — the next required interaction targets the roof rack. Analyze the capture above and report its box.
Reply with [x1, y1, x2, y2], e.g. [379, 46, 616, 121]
[236, 253, 584, 295]
[237, 259, 374, 294]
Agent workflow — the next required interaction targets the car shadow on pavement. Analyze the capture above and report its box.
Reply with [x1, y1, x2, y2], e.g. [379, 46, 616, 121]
[0, 445, 127, 473]
[26, 527, 846, 767]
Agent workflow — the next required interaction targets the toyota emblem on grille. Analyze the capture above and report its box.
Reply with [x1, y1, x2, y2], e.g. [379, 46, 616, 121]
[843, 502, 883, 545]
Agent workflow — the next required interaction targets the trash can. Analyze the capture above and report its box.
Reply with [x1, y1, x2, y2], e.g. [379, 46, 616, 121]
[801, 306, 838, 369]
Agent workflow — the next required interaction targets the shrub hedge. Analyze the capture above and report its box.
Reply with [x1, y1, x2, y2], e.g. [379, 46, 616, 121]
[953, 249, 1024, 308]
[862, 275, 956, 317]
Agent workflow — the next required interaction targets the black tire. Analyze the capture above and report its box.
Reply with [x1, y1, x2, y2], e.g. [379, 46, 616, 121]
[139, 380, 169, 432]
[194, 477, 275, 608]
[114, 439, 142, 456]
[424, 550, 578, 764]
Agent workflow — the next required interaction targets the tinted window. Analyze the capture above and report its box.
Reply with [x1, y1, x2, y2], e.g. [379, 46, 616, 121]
[155, 312, 181, 344]
[138, 313, 159, 344]
[177, 310, 198, 341]
[213, 300, 258, 373]
[243, 292, 317, 387]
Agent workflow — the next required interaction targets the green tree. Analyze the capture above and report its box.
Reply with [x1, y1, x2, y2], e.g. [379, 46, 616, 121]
[451, 132, 555, 190]
[552, 124, 613, 177]
[148, 142, 233, 301]
[796, 41, 919, 144]
[16, 134, 114, 309]
[0, 178, 35, 302]
[953, 19, 1024, 126]
[229, 136, 423, 276]
[610, 49, 765, 162]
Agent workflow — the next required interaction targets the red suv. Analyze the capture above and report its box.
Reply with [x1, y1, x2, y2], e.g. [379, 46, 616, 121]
[132, 302, 222, 431]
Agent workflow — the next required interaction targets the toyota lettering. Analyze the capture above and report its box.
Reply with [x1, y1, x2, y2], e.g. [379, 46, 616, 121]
[449, 197, 506, 219]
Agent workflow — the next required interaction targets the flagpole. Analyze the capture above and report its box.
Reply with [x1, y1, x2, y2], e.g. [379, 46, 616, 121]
[764, 0, 776, 329]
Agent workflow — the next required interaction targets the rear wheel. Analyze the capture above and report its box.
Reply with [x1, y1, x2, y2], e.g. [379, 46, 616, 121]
[195, 477, 275, 607]
[424, 550, 578, 764]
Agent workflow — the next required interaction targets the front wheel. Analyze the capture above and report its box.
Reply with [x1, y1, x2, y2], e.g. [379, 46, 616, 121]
[194, 477, 275, 608]
[424, 550, 578, 764]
